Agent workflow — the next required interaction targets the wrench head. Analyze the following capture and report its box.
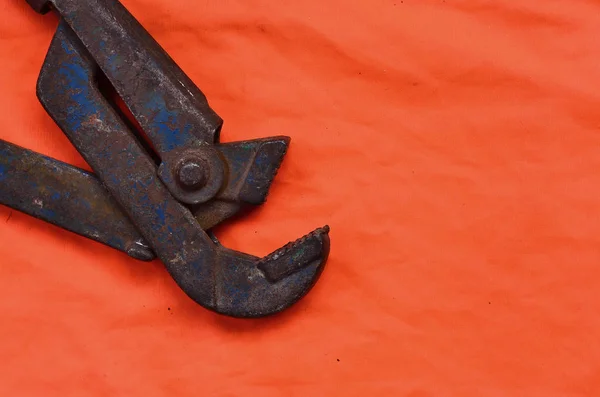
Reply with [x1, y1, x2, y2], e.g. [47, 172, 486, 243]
[213, 226, 331, 317]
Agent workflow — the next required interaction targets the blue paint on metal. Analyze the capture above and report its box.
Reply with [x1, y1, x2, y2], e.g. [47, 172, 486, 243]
[76, 197, 92, 211]
[58, 59, 98, 131]
[143, 93, 193, 152]
[222, 272, 251, 307]
[255, 152, 270, 167]
[57, 29, 107, 134]
[0, 164, 6, 182]
[97, 147, 113, 160]
[60, 36, 76, 55]
[166, 224, 185, 243]
[107, 235, 125, 250]
[39, 207, 57, 222]
[155, 200, 167, 226]
[107, 173, 120, 188]
[125, 144, 137, 168]
[0, 145, 12, 159]
[106, 53, 120, 73]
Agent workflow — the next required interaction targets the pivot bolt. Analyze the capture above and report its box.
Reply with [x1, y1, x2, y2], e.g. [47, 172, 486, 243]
[177, 160, 207, 190]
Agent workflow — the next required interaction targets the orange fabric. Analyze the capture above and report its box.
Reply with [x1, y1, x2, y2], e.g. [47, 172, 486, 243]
[2, 0, 600, 395]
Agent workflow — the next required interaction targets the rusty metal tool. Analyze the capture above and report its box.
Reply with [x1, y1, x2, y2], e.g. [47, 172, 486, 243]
[0, 0, 330, 318]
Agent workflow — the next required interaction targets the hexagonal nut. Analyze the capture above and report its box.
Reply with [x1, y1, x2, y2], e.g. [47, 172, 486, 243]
[26, 0, 52, 14]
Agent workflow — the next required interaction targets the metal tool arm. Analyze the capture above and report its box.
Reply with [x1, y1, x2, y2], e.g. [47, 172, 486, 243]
[0, 140, 155, 261]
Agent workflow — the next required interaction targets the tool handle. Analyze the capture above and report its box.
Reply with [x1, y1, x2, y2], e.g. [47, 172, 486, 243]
[38, 21, 220, 308]
[35, 0, 225, 205]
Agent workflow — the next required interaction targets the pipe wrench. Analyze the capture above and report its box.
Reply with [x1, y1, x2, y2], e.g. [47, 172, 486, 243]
[0, 0, 330, 318]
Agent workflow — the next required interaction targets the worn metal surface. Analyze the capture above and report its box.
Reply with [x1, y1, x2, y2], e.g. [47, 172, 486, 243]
[0, 137, 291, 260]
[0, 140, 155, 261]
[47, 0, 224, 206]
[0, 0, 330, 318]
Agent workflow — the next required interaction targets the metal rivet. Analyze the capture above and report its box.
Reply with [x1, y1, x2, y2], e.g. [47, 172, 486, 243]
[177, 160, 207, 190]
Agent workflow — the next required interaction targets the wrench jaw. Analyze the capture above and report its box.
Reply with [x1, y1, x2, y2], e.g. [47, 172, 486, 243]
[212, 226, 330, 318]
[190, 136, 291, 230]
[163, 226, 330, 318]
